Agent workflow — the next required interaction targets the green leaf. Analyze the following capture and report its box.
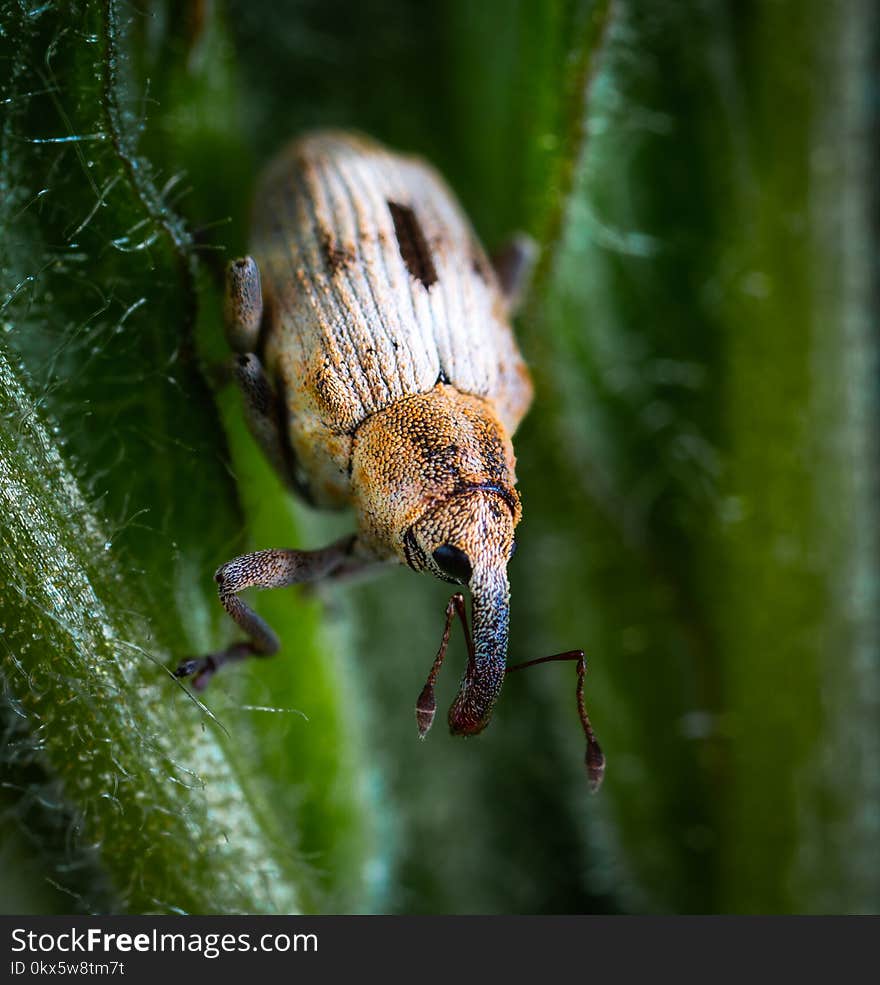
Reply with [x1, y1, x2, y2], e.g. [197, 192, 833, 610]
[0, 340, 305, 912]
[0, 0, 381, 913]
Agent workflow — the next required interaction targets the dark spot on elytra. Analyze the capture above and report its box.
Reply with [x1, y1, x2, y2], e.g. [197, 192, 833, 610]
[436, 369, 450, 385]
[388, 201, 438, 289]
[321, 231, 353, 274]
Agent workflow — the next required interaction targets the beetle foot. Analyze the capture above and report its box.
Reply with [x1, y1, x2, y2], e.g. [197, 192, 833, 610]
[173, 642, 254, 690]
[173, 655, 219, 691]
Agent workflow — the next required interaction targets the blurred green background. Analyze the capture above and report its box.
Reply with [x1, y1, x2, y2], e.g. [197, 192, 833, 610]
[1, 0, 878, 914]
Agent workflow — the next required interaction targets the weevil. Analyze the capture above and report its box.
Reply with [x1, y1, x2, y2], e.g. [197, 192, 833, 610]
[175, 131, 604, 790]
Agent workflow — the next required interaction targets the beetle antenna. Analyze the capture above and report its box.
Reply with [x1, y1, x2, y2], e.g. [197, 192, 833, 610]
[416, 602, 605, 792]
[416, 593, 472, 738]
[507, 650, 605, 792]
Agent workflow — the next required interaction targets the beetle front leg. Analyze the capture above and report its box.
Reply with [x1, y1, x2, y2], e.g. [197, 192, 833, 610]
[175, 535, 362, 689]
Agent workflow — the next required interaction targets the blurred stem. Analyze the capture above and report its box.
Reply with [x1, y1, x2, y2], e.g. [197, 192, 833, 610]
[711, 0, 880, 912]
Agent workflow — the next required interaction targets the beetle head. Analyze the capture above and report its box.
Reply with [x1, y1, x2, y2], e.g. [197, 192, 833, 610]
[408, 486, 518, 736]
[350, 385, 523, 735]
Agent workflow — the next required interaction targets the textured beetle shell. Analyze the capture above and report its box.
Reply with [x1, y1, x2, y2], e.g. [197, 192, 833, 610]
[351, 384, 521, 559]
[251, 131, 533, 510]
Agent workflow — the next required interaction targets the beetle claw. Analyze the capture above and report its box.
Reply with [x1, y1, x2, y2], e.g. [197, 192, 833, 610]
[173, 657, 201, 679]
[174, 656, 217, 690]
[172, 641, 257, 690]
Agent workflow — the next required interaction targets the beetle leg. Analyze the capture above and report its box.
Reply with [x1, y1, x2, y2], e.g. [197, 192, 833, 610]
[224, 257, 317, 497]
[224, 256, 263, 353]
[491, 233, 538, 315]
[174, 534, 364, 689]
[232, 350, 316, 503]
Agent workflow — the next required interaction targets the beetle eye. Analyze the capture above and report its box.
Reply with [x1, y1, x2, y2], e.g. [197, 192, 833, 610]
[432, 544, 473, 584]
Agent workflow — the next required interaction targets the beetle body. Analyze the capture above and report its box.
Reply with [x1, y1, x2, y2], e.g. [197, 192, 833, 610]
[178, 131, 603, 779]
[252, 130, 532, 512]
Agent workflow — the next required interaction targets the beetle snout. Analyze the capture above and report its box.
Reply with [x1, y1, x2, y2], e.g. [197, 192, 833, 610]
[448, 567, 510, 736]
[448, 681, 500, 736]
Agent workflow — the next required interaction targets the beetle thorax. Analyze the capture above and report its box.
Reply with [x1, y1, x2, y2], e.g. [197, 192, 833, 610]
[349, 382, 521, 562]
